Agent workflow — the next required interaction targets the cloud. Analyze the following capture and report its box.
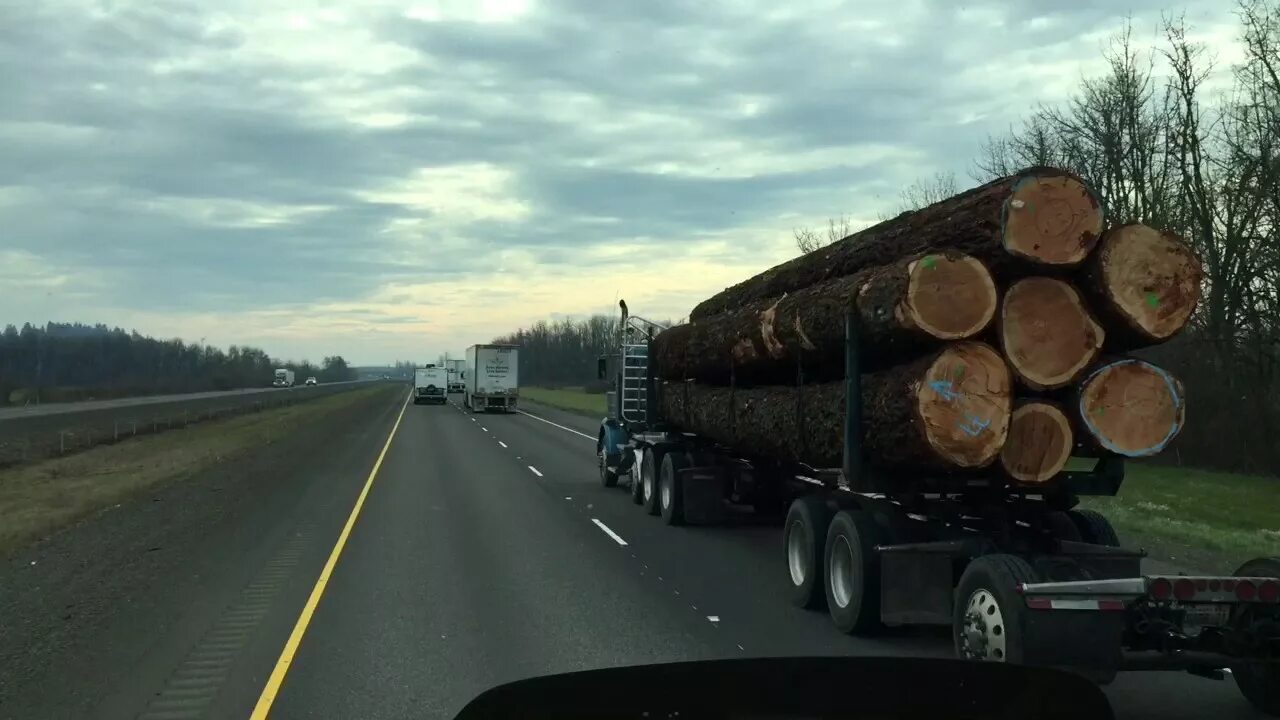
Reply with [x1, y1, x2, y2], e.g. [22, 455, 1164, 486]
[0, 0, 1241, 363]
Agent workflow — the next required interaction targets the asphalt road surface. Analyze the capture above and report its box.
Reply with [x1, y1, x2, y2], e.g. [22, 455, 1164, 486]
[0, 388, 1268, 719]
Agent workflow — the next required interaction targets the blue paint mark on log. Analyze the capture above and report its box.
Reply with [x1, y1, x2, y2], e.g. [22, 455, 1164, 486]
[929, 380, 959, 402]
[959, 414, 991, 436]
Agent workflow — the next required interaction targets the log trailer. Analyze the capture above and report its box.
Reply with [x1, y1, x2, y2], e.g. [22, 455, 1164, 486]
[595, 300, 1279, 715]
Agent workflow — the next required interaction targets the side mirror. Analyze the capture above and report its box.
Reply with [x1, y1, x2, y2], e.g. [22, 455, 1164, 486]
[597, 357, 607, 380]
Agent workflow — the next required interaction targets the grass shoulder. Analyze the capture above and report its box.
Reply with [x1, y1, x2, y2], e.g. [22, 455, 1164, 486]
[0, 385, 400, 555]
[1078, 462, 1280, 573]
[521, 387, 605, 418]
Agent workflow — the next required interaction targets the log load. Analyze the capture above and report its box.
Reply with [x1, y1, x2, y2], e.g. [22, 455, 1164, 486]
[999, 400, 1073, 484]
[690, 167, 1104, 321]
[1083, 224, 1204, 350]
[1075, 358, 1185, 457]
[658, 341, 1012, 472]
[651, 253, 997, 384]
[999, 277, 1105, 390]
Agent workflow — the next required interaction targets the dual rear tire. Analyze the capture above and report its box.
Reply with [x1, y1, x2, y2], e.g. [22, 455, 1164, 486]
[783, 496, 884, 634]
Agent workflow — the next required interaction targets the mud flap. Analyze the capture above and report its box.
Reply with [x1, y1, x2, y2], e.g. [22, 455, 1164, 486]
[1024, 609, 1125, 684]
[679, 466, 727, 525]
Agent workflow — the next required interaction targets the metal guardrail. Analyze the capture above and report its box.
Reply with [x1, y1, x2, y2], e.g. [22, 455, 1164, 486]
[0, 381, 391, 468]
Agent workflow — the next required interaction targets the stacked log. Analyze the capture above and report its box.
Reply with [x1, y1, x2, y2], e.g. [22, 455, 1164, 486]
[652, 167, 1203, 486]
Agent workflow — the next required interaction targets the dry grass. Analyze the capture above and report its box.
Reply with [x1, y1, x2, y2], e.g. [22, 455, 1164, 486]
[0, 386, 393, 553]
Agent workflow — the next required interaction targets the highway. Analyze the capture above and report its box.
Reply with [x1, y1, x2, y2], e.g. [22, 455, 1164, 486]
[0, 387, 1266, 719]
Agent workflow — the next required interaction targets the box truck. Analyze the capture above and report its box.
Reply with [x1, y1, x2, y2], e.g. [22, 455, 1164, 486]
[447, 358, 467, 393]
[414, 366, 449, 405]
[465, 345, 518, 413]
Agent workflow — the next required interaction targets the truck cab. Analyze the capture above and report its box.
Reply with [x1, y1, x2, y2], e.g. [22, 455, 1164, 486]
[596, 301, 668, 489]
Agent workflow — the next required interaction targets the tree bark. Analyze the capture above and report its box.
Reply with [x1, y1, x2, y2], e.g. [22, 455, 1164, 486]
[1073, 358, 1185, 457]
[690, 167, 1103, 321]
[651, 253, 997, 385]
[657, 341, 1012, 472]
[999, 400, 1073, 484]
[1082, 224, 1204, 350]
[998, 277, 1105, 390]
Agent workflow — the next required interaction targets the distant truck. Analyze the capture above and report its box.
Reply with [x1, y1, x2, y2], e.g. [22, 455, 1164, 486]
[464, 345, 518, 413]
[447, 358, 467, 393]
[413, 366, 448, 405]
[272, 368, 295, 387]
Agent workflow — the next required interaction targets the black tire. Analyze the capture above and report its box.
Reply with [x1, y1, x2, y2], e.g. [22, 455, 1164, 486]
[953, 554, 1038, 664]
[598, 438, 618, 488]
[1046, 511, 1083, 542]
[642, 449, 662, 516]
[823, 510, 885, 634]
[784, 495, 834, 609]
[1067, 509, 1121, 547]
[633, 448, 661, 505]
[659, 452, 688, 526]
[1231, 557, 1280, 716]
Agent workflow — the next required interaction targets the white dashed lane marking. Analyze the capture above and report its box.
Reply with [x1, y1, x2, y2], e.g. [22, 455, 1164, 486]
[498, 441, 507, 448]
[527, 466, 543, 477]
[591, 519, 628, 546]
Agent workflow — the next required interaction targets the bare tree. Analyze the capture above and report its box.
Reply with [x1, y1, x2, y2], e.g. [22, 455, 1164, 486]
[794, 214, 854, 254]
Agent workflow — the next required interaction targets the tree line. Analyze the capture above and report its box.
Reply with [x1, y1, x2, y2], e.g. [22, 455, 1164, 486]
[0, 322, 355, 405]
[792, 1, 1280, 473]
[491, 315, 627, 390]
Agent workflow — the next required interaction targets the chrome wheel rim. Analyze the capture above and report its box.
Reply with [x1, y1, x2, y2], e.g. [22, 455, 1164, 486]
[661, 475, 671, 509]
[643, 468, 654, 502]
[830, 535, 855, 609]
[786, 520, 808, 586]
[960, 588, 1007, 661]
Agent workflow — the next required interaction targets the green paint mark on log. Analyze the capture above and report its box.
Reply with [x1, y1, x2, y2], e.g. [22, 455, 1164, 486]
[922, 255, 937, 269]
[1146, 292, 1160, 308]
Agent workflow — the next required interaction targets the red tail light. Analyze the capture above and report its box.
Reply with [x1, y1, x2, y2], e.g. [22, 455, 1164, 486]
[1260, 580, 1279, 603]
[1149, 578, 1173, 600]
[1174, 578, 1197, 601]
[1237, 580, 1257, 601]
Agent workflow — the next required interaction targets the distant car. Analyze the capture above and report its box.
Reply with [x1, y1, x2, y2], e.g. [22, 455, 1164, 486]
[305, 377, 317, 386]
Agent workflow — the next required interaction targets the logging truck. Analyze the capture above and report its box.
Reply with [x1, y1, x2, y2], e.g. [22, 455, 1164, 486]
[595, 300, 1279, 716]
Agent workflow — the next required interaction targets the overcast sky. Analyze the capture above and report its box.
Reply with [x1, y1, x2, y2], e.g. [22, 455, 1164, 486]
[1, 0, 1241, 364]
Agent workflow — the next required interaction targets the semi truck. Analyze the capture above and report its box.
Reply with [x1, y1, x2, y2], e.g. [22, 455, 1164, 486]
[414, 365, 448, 405]
[272, 368, 295, 387]
[595, 300, 1279, 716]
[464, 344, 519, 413]
[447, 358, 467, 393]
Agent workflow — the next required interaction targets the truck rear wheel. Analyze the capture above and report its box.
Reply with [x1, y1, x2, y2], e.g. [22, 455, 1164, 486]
[954, 554, 1038, 664]
[642, 449, 662, 516]
[784, 495, 833, 610]
[1231, 557, 1280, 716]
[633, 448, 661, 505]
[1046, 511, 1083, 542]
[823, 510, 885, 634]
[1067, 509, 1120, 547]
[659, 452, 688, 526]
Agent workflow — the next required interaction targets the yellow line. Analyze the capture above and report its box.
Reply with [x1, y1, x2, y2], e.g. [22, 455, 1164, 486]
[250, 392, 411, 719]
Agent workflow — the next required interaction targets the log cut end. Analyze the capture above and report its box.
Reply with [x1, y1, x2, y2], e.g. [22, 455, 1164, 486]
[1000, 401, 1073, 484]
[897, 253, 998, 339]
[916, 342, 1012, 468]
[1001, 277, 1104, 390]
[1002, 173, 1103, 265]
[1094, 224, 1204, 343]
[1078, 359, 1185, 457]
